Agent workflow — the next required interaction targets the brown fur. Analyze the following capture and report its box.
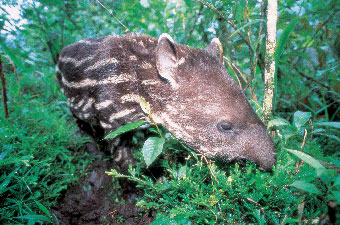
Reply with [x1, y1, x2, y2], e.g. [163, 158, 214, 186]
[57, 33, 276, 171]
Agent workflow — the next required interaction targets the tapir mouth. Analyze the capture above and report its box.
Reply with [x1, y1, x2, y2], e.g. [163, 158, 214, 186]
[234, 157, 274, 172]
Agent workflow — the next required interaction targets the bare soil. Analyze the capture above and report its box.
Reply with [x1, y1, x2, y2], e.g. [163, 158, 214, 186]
[52, 154, 155, 225]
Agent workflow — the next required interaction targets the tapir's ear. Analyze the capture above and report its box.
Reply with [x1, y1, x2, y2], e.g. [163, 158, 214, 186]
[156, 33, 179, 89]
[206, 38, 224, 63]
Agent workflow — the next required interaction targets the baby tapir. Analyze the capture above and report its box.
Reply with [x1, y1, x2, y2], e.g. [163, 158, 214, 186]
[56, 33, 276, 171]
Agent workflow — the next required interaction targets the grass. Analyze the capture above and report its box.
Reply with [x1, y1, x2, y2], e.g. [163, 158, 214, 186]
[0, 67, 93, 224]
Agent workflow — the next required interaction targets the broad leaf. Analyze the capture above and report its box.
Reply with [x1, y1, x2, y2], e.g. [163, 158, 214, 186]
[142, 137, 165, 167]
[104, 121, 146, 139]
[268, 118, 290, 128]
[293, 111, 311, 128]
[286, 149, 326, 172]
[291, 180, 321, 194]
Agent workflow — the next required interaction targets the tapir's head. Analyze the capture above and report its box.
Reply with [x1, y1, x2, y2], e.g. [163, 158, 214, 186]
[152, 34, 276, 171]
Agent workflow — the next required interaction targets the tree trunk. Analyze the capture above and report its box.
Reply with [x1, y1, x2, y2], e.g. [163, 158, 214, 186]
[262, 0, 277, 125]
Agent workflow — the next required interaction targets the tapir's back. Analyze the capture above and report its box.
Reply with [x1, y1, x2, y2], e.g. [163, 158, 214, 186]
[56, 34, 158, 131]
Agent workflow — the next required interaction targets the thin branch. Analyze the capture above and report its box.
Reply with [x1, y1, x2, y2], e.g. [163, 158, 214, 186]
[32, 3, 58, 64]
[250, 1, 266, 82]
[95, 0, 130, 32]
[223, 56, 258, 101]
[223, 56, 248, 84]
[224, 59, 242, 88]
[245, 0, 253, 80]
[293, 66, 330, 89]
[300, 129, 308, 151]
[187, 5, 204, 42]
[0, 54, 20, 96]
[196, 0, 254, 55]
[0, 56, 9, 118]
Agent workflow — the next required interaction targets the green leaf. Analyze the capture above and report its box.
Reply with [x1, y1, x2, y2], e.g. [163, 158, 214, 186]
[16, 215, 52, 223]
[0, 168, 18, 195]
[0, 43, 26, 72]
[276, 17, 299, 63]
[315, 122, 340, 129]
[330, 191, 340, 203]
[293, 111, 311, 128]
[291, 180, 321, 194]
[334, 176, 340, 187]
[315, 133, 340, 142]
[139, 97, 151, 115]
[151, 214, 191, 225]
[331, 158, 340, 169]
[151, 216, 175, 225]
[268, 118, 290, 128]
[104, 121, 146, 139]
[142, 137, 165, 167]
[34, 200, 51, 218]
[286, 149, 326, 171]
[235, 0, 246, 24]
[184, 0, 192, 7]
[230, 20, 262, 38]
[176, 165, 187, 179]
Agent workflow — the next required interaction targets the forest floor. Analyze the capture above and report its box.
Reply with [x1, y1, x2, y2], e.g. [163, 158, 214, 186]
[51, 149, 154, 225]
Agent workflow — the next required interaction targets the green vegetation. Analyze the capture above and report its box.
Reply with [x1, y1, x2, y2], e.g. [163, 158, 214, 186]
[0, 56, 94, 223]
[106, 111, 340, 224]
[1, 0, 339, 224]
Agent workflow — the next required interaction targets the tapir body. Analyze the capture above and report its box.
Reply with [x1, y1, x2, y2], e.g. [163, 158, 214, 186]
[56, 33, 276, 171]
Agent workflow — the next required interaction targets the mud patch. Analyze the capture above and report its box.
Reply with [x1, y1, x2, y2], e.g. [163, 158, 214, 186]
[52, 158, 154, 224]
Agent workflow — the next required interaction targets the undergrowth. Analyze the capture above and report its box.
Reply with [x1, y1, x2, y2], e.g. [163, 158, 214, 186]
[106, 112, 340, 224]
[0, 67, 93, 224]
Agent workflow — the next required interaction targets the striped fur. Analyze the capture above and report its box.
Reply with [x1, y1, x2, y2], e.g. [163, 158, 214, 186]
[57, 33, 276, 171]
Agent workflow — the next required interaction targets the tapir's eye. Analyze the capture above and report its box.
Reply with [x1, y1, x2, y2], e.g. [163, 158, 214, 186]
[217, 121, 233, 133]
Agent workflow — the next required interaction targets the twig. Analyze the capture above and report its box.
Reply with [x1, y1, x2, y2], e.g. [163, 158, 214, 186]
[245, 198, 265, 217]
[202, 155, 219, 184]
[304, 11, 339, 52]
[187, 5, 204, 42]
[294, 66, 330, 89]
[32, 3, 58, 64]
[0, 56, 8, 118]
[224, 59, 242, 88]
[245, 0, 254, 80]
[294, 129, 308, 174]
[0, 54, 20, 96]
[95, 0, 130, 32]
[309, 119, 314, 141]
[280, 214, 288, 225]
[300, 129, 308, 151]
[223, 56, 247, 83]
[223, 56, 258, 101]
[250, 0, 266, 82]
[196, 0, 254, 55]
